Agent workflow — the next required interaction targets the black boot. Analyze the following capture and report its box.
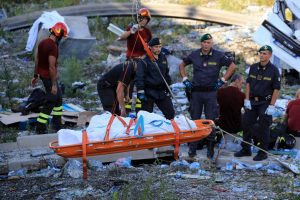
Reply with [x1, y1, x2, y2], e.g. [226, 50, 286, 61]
[253, 150, 268, 161]
[35, 122, 47, 134]
[51, 116, 62, 132]
[234, 148, 252, 157]
[207, 141, 215, 159]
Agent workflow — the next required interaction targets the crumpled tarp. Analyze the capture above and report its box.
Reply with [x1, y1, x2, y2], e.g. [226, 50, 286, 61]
[25, 10, 70, 51]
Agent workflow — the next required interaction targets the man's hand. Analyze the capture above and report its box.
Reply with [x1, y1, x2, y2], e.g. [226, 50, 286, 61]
[51, 84, 58, 95]
[130, 24, 139, 34]
[137, 90, 147, 101]
[31, 77, 38, 87]
[265, 105, 276, 116]
[244, 99, 252, 110]
[183, 77, 193, 91]
[214, 77, 226, 90]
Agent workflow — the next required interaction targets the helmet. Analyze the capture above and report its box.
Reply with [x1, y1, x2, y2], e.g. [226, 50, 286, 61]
[138, 8, 151, 22]
[49, 22, 68, 38]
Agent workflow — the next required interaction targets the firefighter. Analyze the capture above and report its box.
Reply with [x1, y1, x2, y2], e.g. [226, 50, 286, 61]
[135, 37, 175, 120]
[179, 33, 236, 159]
[234, 45, 281, 161]
[119, 7, 152, 60]
[97, 62, 137, 117]
[31, 22, 68, 134]
[119, 8, 152, 113]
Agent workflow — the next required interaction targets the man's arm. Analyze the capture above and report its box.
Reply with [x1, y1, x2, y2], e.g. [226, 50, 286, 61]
[119, 30, 131, 40]
[245, 83, 250, 100]
[223, 62, 236, 81]
[49, 55, 57, 95]
[270, 89, 280, 105]
[116, 82, 127, 117]
[179, 62, 187, 79]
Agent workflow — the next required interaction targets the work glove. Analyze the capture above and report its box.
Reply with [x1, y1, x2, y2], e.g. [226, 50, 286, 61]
[130, 24, 139, 34]
[214, 77, 226, 90]
[137, 90, 147, 102]
[265, 105, 276, 116]
[182, 77, 193, 91]
[244, 99, 252, 110]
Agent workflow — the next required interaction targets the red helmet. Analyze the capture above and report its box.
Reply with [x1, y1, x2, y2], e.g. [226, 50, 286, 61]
[138, 8, 151, 22]
[49, 22, 68, 38]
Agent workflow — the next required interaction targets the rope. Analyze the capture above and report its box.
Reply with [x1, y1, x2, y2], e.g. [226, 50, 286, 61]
[214, 125, 298, 165]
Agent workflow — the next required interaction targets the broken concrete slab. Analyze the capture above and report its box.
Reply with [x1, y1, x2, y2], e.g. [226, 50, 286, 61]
[17, 133, 58, 149]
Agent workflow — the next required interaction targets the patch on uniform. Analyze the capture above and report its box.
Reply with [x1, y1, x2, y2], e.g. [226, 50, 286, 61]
[257, 74, 263, 80]
[203, 62, 207, 67]
[162, 61, 167, 64]
[263, 76, 272, 81]
[208, 62, 217, 65]
[278, 77, 281, 81]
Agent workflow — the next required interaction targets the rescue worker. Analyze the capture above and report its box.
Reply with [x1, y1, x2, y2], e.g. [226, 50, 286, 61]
[31, 22, 68, 134]
[234, 45, 281, 161]
[119, 7, 152, 60]
[179, 33, 236, 159]
[135, 37, 175, 120]
[97, 62, 137, 117]
[119, 7, 152, 113]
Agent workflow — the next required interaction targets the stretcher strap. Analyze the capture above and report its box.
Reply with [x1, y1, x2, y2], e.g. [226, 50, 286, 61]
[105, 115, 128, 141]
[126, 118, 135, 135]
[82, 130, 88, 179]
[104, 115, 116, 141]
[171, 120, 180, 160]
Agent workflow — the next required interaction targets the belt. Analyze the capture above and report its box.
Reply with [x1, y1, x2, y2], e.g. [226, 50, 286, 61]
[192, 86, 215, 92]
[250, 95, 272, 102]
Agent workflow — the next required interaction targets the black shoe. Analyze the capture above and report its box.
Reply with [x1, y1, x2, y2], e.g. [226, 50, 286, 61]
[207, 142, 215, 159]
[253, 151, 268, 161]
[234, 149, 252, 157]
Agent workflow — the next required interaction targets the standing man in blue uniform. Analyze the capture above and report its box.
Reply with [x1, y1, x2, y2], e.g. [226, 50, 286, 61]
[135, 37, 175, 120]
[234, 45, 281, 161]
[179, 33, 236, 158]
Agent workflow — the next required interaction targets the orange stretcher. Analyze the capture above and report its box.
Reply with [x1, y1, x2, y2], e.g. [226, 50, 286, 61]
[49, 115, 213, 179]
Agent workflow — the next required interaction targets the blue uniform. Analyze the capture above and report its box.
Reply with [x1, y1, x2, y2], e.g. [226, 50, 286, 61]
[135, 52, 174, 119]
[242, 61, 281, 151]
[183, 48, 233, 157]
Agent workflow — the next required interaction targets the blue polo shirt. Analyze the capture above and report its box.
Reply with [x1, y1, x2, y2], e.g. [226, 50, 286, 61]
[247, 61, 281, 99]
[183, 48, 233, 87]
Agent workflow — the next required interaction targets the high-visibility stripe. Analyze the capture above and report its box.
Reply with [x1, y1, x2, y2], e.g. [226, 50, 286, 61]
[37, 118, 47, 124]
[53, 106, 62, 111]
[39, 113, 49, 119]
[136, 104, 141, 108]
[52, 111, 62, 116]
[125, 104, 132, 109]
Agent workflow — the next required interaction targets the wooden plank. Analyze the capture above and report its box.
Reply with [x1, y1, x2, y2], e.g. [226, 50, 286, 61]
[0, 113, 39, 125]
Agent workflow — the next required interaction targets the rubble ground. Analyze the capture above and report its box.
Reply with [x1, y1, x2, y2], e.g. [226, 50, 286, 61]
[0, 160, 299, 200]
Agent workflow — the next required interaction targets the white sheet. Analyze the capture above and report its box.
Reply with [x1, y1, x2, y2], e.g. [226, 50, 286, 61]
[25, 11, 70, 51]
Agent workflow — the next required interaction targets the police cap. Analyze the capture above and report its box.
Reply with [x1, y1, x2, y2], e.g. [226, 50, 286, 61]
[200, 33, 212, 42]
[259, 45, 273, 53]
[148, 37, 161, 46]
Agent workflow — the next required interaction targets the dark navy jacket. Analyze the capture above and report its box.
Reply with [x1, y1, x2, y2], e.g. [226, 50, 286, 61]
[135, 52, 171, 99]
[247, 61, 281, 101]
[183, 48, 233, 87]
